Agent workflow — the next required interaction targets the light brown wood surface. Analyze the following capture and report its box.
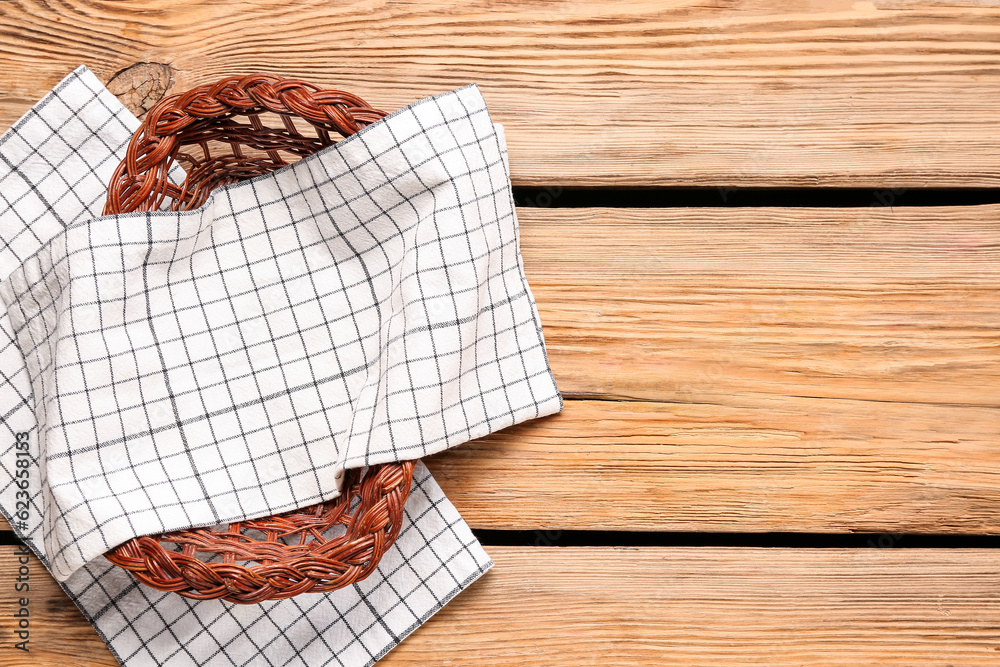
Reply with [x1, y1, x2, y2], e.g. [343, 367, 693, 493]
[426, 396, 1000, 533]
[518, 206, 1000, 407]
[1, 545, 999, 666]
[424, 205, 1000, 532]
[2, 0, 1000, 187]
[1, 2, 999, 664]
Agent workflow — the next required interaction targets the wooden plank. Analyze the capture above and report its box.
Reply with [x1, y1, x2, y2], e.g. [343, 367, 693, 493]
[519, 206, 1000, 407]
[1, 1, 1000, 187]
[390, 546, 1000, 665]
[0, 204, 997, 533]
[2, 545, 1000, 665]
[425, 396, 1000, 532]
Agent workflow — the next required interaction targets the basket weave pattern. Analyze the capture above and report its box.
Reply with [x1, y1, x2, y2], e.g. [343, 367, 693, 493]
[102, 74, 417, 604]
[104, 74, 389, 214]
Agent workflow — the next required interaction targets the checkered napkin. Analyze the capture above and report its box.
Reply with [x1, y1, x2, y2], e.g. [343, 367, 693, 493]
[0, 66, 561, 665]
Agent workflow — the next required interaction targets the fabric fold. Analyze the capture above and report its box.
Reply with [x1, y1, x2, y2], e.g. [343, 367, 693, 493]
[1, 75, 562, 579]
[0, 65, 552, 666]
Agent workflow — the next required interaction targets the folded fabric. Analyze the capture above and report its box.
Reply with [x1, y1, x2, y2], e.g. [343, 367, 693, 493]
[66, 461, 491, 667]
[1, 69, 562, 580]
[0, 65, 559, 665]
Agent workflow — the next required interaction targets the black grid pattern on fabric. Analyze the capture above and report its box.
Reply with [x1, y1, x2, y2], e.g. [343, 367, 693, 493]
[0, 66, 497, 667]
[1, 79, 561, 579]
[62, 462, 492, 667]
[0, 65, 142, 558]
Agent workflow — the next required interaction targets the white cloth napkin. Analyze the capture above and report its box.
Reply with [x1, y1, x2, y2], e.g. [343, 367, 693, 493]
[0, 66, 561, 665]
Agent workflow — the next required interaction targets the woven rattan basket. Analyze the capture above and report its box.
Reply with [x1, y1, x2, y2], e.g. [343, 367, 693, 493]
[102, 74, 417, 604]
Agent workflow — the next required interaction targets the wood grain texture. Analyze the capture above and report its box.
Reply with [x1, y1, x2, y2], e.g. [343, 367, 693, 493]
[423, 205, 1000, 532]
[519, 206, 1000, 407]
[425, 396, 1000, 532]
[2, 545, 1000, 665]
[104, 62, 174, 118]
[1, 1, 1000, 187]
[0, 204, 996, 534]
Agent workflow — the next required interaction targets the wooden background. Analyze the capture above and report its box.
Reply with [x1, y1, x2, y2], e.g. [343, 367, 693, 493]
[1, 0, 999, 664]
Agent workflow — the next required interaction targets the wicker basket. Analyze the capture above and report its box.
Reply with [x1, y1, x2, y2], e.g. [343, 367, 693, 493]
[102, 74, 417, 604]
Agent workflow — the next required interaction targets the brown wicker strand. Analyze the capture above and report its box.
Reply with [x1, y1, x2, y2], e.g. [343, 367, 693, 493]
[101, 74, 416, 604]
[106, 462, 417, 603]
[103, 74, 388, 215]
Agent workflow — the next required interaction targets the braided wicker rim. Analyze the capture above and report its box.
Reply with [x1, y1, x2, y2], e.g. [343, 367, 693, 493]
[104, 73, 389, 214]
[102, 74, 417, 604]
